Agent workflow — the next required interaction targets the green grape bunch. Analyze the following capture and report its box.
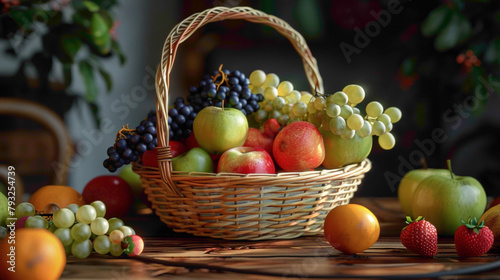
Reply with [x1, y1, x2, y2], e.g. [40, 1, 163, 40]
[248, 69, 402, 151]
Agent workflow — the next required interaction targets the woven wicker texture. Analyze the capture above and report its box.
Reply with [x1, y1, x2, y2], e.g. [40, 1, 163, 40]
[134, 6, 372, 240]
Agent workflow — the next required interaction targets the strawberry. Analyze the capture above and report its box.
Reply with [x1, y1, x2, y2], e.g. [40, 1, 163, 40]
[454, 217, 494, 257]
[400, 216, 438, 257]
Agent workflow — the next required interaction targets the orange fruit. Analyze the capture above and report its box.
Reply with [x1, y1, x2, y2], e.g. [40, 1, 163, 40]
[0, 228, 66, 280]
[323, 203, 380, 255]
[28, 185, 85, 213]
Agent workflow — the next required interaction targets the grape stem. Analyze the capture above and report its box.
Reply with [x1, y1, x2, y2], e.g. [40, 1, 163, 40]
[116, 124, 136, 141]
[211, 64, 229, 91]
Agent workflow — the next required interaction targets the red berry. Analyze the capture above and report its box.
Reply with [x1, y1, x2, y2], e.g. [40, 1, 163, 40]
[122, 234, 144, 257]
[400, 216, 438, 257]
[454, 217, 494, 257]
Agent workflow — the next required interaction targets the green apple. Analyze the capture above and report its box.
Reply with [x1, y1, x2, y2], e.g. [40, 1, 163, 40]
[0, 192, 7, 227]
[119, 164, 143, 197]
[320, 127, 372, 169]
[193, 106, 248, 154]
[172, 147, 214, 173]
[411, 160, 487, 236]
[398, 168, 450, 217]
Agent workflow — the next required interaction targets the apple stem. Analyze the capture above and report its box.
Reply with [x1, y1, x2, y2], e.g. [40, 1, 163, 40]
[447, 159, 455, 179]
[222, 100, 225, 111]
[420, 157, 427, 169]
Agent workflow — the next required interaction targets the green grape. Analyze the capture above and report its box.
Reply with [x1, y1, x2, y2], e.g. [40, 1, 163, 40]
[64, 244, 72, 256]
[15, 202, 35, 219]
[331, 91, 348, 106]
[109, 229, 125, 244]
[346, 114, 364, 130]
[264, 100, 274, 112]
[384, 107, 402, 123]
[263, 73, 280, 88]
[48, 223, 57, 233]
[356, 121, 372, 138]
[340, 127, 355, 140]
[321, 115, 332, 130]
[249, 70, 266, 87]
[54, 227, 73, 247]
[300, 92, 313, 103]
[371, 121, 386, 136]
[377, 114, 392, 127]
[307, 101, 317, 114]
[71, 239, 92, 259]
[263, 86, 278, 101]
[270, 110, 281, 120]
[291, 102, 307, 117]
[277, 114, 290, 125]
[251, 86, 264, 95]
[287, 117, 301, 124]
[118, 225, 135, 237]
[255, 109, 268, 122]
[70, 222, 91, 241]
[343, 84, 365, 105]
[90, 201, 106, 218]
[288, 109, 296, 119]
[386, 122, 393, 132]
[53, 208, 75, 228]
[282, 104, 292, 115]
[313, 96, 326, 110]
[339, 105, 353, 119]
[110, 242, 123, 257]
[93, 235, 111, 255]
[273, 96, 286, 110]
[25, 215, 49, 229]
[278, 81, 294, 97]
[107, 218, 124, 234]
[76, 205, 97, 224]
[285, 90, 301, 104]
[329, 116, 346, 135]
[379, 132, 396, 150]
[352, 107, 361, 115]
[90, 217, 109, 235]
[325, 103, 341, 117]
[66, 204, 80, 214]
[366, 101, 383, 118]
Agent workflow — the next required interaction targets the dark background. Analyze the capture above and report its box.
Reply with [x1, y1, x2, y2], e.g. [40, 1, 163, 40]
[1, 0, 499, 198]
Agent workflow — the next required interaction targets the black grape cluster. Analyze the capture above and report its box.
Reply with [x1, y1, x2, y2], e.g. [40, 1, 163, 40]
[168, 66, 264, 141]
[103, 111, 157, 172]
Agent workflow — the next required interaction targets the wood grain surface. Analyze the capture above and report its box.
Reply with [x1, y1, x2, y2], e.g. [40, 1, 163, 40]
[59, 197, 500, 279]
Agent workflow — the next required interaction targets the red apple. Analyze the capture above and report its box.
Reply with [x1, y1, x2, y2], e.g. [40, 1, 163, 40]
[142, 141, 188, 167]
[262, 118, 281, 139]
[217, 146, 275, 174]
[273, 121, 325, 172]
[243, 127, 274, 156]
[82, 175, 133, 218]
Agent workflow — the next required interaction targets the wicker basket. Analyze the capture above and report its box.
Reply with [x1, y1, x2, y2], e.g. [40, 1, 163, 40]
[133, 6, 372, 240]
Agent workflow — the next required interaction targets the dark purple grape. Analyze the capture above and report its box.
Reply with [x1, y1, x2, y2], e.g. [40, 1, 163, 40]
[142, 133, 153, 144]
[107, 147, 116, 156]
[137, 143, 147, 153]
[146, 126, 157, 136]
[122, 148, 133, 159]
[136, 125, 145, 135]
[130, 134, 140, 144]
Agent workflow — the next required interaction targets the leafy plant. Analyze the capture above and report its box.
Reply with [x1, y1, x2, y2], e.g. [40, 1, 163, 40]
[0, 0, 126, 126]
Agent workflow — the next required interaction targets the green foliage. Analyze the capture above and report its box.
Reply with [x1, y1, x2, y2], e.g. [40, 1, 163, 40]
[1, 0, 125, 126]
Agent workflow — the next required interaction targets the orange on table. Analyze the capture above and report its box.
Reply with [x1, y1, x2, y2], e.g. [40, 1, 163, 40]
[28, 185, 85, 213]
[323, 203, 380, 255]
[0, 228, 66, 280]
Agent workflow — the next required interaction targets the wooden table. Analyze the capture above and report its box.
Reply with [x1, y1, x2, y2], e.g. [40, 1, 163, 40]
[60, 198, 500, 279]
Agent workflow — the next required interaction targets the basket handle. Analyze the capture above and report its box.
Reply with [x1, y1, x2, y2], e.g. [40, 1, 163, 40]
[155, 6, 324, 196]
